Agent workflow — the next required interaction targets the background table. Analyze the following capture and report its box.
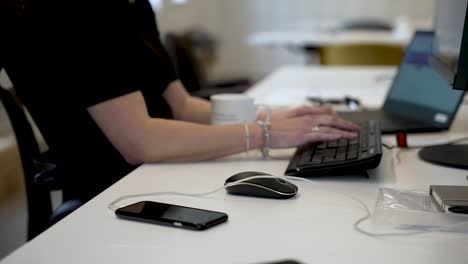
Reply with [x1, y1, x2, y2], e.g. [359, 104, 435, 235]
[247, 65, 397, 108]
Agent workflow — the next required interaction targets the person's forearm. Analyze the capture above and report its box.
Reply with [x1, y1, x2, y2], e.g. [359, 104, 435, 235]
[90, 91, 359, 166]
[178, 96, 212, 124]
[163, 80, 212, 124]
[137, 119, 261, 163]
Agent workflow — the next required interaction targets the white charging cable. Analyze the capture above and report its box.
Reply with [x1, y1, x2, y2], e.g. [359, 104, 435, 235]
[107, 175, 281, 211]
[107, 175, 468, 237]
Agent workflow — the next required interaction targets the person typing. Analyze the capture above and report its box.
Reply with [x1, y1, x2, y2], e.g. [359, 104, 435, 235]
[1, 0, 359, 202]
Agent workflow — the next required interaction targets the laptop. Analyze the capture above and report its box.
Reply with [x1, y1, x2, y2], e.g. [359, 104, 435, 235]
[339, 31, 465, 134]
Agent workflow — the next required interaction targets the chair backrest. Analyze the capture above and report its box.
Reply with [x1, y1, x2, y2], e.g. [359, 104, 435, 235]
[162, 33, 208, 93]
[0, 85, 52, 240]
[319, 43, 405, 66]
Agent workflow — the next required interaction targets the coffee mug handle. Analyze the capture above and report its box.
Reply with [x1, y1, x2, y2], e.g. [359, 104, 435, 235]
[255, 104, 272, 124]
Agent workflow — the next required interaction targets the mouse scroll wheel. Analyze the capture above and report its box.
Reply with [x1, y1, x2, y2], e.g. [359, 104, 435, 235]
[276, 179, 288, 184]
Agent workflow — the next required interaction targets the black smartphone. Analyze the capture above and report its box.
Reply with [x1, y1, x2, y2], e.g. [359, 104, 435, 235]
[115, 201, 228, 231]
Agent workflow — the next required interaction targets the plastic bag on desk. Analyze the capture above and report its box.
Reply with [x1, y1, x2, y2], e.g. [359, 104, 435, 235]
[372, 188, 468, 232]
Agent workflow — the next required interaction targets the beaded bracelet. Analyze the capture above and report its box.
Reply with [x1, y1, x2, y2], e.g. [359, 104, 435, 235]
[243, 123, 250, 153]
[257, 120, 270, 159]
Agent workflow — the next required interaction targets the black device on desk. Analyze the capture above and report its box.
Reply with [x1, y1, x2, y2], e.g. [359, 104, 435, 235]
[225, 171, 298, 199]
[115, 201, 228, 231]
[338, 31, 465, 134]
[285, 120, 382, 177]
[419, 0, 468, 169]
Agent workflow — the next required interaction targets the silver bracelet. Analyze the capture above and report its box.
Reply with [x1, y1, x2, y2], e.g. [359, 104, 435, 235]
[243, 123, 250, 153]
[257, 120, 270, 159]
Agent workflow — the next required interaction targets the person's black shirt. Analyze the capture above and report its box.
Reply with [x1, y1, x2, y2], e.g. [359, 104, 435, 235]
[1, 0, 178, 201]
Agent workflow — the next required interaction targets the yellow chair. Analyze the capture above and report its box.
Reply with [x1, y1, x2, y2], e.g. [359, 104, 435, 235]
[319, 44, 405, 66]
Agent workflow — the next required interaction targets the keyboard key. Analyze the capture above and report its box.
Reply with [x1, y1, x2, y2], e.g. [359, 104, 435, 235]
[327, 140, 338, 148]
[323, 149, 337, 158]
[337, 146, 347, 154]
[335, 153, 346, 161]
[311, 155, 323, 164]
[347, 149, 358, 159]
[299, 151, 312, 164]
[316, 143, 327, 149]
[349, 144, 358, 151]
[338, 139, 348, 147]
[368, 121, 376, 134]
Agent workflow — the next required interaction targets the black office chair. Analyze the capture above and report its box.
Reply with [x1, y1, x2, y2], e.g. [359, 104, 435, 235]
[162, 33, 251, 99]
[0, 85, 83, 240]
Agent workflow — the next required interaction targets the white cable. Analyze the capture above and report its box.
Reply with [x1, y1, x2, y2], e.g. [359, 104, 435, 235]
[108, 188, 226, 212]
[107, 175, 288, 211]
[107, 174, 468, 237]
[285, 177, 468, 237]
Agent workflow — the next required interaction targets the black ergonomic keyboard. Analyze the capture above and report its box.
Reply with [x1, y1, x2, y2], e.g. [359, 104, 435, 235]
[285, 120, 382, 177]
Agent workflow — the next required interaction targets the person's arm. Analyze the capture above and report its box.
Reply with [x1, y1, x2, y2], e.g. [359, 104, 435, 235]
[162, 80, 212, 124]
[88, 90, 358, 164]
[88, 90, 253, 164]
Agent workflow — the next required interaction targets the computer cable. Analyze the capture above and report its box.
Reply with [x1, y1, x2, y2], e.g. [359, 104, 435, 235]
[382, 143, 394, 150]
[107, 174, 468, 237]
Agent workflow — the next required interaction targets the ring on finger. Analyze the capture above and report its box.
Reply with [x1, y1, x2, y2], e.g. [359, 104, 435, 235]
[312, 125, 320, 132]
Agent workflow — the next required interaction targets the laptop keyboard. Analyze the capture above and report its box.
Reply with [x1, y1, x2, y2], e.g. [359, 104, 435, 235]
[285, 120, 383, 176]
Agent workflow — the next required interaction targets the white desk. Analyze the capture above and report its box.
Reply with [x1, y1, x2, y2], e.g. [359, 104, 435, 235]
[247, 66, 397, 108]
[2, 67, 468, 264]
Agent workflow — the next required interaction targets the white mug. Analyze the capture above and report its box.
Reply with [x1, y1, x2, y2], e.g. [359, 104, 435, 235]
[210, 94, 269, 125]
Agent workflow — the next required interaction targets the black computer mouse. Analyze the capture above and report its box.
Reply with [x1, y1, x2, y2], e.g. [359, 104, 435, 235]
[224, 171, 298, 199]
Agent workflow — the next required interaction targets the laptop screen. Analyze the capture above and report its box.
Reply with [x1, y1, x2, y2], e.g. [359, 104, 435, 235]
[383, 31, 464, 126]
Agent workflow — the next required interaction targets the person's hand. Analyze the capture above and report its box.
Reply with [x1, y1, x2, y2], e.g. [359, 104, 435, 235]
[267, 112, 360, 149]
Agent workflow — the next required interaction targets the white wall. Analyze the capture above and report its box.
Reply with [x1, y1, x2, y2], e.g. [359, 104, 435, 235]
[156, 0, 436, 80]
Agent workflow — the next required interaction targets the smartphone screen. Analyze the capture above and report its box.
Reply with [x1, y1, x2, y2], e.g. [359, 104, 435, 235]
[115, 201, 228, 230]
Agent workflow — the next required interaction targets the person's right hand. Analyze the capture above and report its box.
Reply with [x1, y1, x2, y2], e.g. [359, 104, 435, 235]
[267, 114, 359, 149]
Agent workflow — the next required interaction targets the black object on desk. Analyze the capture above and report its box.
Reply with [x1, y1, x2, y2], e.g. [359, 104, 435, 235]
[285, 120, 382, 177]
[115, 201, 228, 230]
[419, 145, 468, 170]
[225, 172, 298, 199]
[448, 206, 468, 214]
